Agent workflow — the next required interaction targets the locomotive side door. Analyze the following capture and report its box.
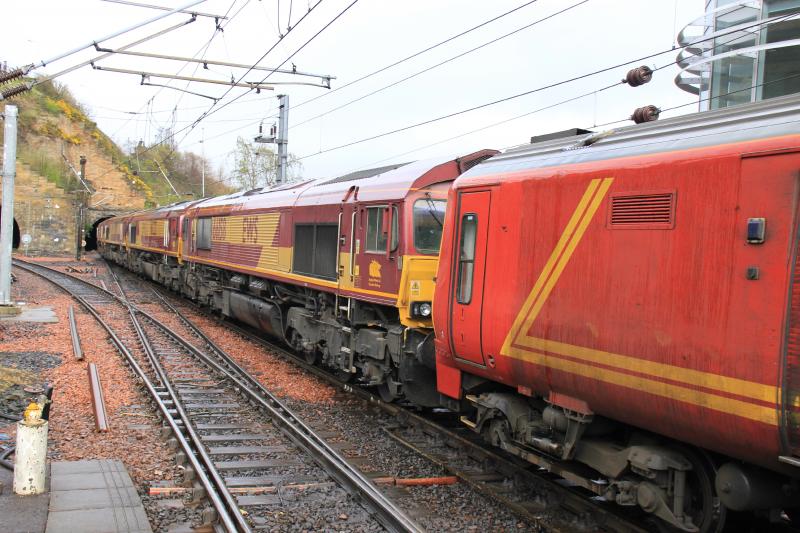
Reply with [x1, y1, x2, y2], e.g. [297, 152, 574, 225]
[450, 190, 491, 366]
[338, 201, 358, 291]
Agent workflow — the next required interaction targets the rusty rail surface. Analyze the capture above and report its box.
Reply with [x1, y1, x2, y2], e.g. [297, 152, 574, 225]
[87, 363, 109, 432]
[68, 305, 83, 361]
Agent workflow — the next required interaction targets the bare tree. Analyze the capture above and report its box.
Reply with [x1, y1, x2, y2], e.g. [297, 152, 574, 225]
[229, 136, 302, 190]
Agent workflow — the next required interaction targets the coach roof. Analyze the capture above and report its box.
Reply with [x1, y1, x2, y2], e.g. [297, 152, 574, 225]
[186, 149, 495, 215]
[457, 92, 800, 186]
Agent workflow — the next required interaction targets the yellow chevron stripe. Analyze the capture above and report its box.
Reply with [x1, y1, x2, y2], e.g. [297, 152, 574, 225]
[501, 178, 606, 355]
[519, 178, 613, 332]
[505, 345, 777, 425]
[499, 177, 778, 424]
[515, 336, 777, 404]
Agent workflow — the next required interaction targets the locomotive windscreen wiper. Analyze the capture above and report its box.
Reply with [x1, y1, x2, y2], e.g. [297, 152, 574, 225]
[425, 194, 444, 228]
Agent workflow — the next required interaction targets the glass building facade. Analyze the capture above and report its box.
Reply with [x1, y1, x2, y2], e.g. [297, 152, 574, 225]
[676, 1, 800, 110]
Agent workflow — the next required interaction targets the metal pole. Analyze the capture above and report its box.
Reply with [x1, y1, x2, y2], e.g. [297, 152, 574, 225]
[100, 0, 229, 20]
[0, 105, 18, 307]
[91, 65, 275, 90]
[97, 48, 334, 81]
[277, 95, 289, 185]
[201, 128, 205, 198]
[33, 0, 206, 69]
[76, 156, 87, 261]
[36, 18, 196, 86]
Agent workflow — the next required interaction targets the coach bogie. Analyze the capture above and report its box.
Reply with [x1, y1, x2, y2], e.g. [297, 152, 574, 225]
[464, 391, 712, 531]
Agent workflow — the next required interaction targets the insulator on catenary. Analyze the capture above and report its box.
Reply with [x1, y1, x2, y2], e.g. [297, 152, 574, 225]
[623, 65, 653, 87]
[0, 68, 25, 85]
[0, 83, 31, 101]
[630, 105, 660, 124]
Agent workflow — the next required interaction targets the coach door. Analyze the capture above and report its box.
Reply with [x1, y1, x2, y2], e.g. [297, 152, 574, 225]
[450, 190, 491, 366]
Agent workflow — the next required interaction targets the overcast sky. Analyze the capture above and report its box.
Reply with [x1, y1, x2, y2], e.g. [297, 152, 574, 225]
[3, 0, 704, 184]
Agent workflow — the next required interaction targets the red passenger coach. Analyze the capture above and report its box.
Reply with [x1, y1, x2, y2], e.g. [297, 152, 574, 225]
[434, 95, 800, 531]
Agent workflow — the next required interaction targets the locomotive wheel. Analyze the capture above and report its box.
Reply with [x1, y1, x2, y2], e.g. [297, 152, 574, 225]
[377, 383, 394, 403]
[335, 369, 353, 383]
[485, 417, 511, 448]
[678, 447, 726, 533]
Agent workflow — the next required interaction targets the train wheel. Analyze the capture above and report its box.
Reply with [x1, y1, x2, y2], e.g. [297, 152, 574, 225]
[335, 369, 353, 383]
[303, 348, 317, 365]
[377, 377, 403, 403]
[679, 447, 726, 533]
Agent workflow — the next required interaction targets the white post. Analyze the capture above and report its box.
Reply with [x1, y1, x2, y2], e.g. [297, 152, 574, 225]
[200, 127, 205, 198]
[13, 418, 48, 495]
[276, 95, 289, 185]
[0, 104, 18, 307]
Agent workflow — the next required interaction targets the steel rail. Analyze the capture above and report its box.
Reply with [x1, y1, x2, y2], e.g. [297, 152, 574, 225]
[87, 363, 110, 432]
[17, 258, 422, 533]
[105, 265, 254, 533]
[145, 281, 650, 533]
[230, 323, 651, 532]
[123, 275, 424, 533]
[11, 259, 241, 533]
[68, 305, 84, 360]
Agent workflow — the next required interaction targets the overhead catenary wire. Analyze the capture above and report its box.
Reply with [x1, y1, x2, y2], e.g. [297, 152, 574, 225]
[173, 0, 359, 148]
[184, 0, 328, 131]
[359, 12, 791, 168]
[106, 1, 242, 141]
[107, 0, 341, 182]
[295, 11, 800, 161]
[116, 2, 792, 188]
[585, 71, 800, 133]
[288, 0, 542, 113]
[94, 0, 247, 183]
[290, 0, 590, 130]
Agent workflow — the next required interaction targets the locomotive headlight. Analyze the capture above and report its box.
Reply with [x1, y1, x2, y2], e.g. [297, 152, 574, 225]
[412, 302, 432, 318]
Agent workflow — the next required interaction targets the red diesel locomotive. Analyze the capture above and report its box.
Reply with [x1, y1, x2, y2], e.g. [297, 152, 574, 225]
[98, 95, 800, 531]
[100, 149, 496, 405]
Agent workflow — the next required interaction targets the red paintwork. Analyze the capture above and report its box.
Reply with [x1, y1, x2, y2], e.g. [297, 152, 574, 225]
[178, 151, 496, 303]
[434, 135, 800, 473]
[450, 191, 491, 366]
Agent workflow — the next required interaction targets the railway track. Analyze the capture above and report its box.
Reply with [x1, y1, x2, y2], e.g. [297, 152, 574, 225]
[100, 262, 651, 533]
[12, 258, 422, 533]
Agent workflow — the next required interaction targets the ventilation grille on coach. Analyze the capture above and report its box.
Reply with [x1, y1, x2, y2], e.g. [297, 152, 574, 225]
[607, 191, 676, 229]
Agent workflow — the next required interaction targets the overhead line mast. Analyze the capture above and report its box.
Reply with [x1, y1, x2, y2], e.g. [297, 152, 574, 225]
[255, 95, 290, 186]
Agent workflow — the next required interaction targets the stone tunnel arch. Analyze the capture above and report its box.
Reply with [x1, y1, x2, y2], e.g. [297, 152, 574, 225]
[85, 215, 114, 251]
[0, 207, 20, 249]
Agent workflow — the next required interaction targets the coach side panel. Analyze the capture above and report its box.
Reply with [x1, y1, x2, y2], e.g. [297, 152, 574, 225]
[438, 148, 800, 470]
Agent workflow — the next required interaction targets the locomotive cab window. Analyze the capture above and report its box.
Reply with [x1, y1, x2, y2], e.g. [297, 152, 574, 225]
[129, 224, 137, 244]
[365, 206, 399, 253]
[196, 217, 212, 250]
[414, 198, 446, 254]
[457, 214, 478, 304]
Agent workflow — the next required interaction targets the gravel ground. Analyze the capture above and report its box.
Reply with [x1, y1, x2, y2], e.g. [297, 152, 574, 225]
[4, 260, 206, 532]
[134, 277, 536, 532]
